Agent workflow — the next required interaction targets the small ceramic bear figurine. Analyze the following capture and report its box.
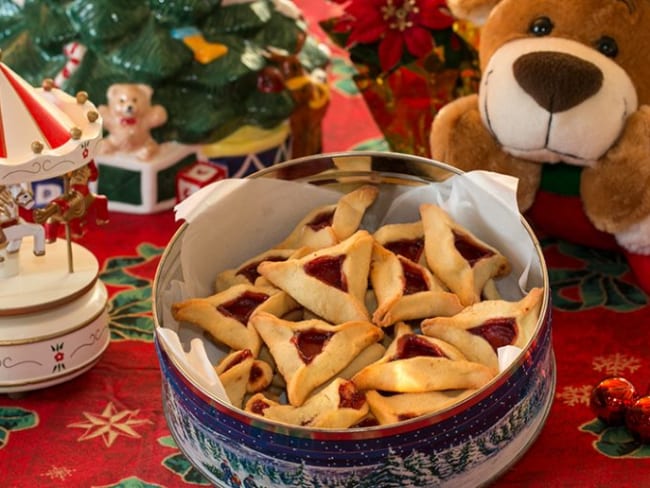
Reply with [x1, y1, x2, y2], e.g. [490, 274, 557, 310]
[430, 0, 650, 293]
[98, 83, 168, 160]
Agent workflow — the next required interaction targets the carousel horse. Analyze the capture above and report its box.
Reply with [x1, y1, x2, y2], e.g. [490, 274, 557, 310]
[33, 161, 109, 241]
[0, 182, 46, 256]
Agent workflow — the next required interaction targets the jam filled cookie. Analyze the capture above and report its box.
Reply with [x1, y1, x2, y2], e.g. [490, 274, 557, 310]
[245, 378, 369, 429]
[171, 284, 299, 356]
[421, 287, 544, 361]
[215, 248, 297, 292]
[420, 203, 511, 306]
[258, 230, 374, 324]
[215, 349, 274, 408]
[251, 311, 383, 406]
[275, 185, 379, 250]
[373, 221, 426, 266]
[370, 242, 463, 327]
[352, 323, 495, 393]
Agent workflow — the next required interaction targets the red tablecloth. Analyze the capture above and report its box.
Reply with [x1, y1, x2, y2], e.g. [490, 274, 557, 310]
[2, 2, 650, 486]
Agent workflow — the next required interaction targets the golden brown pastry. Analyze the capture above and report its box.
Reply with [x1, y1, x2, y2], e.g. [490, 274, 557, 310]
[352, 323, 495, 393]
[215, 248, 297, 292]
[373, 221, 426, 266]
[215, 349, 274, 408]
[370, 242, 463, 327]
[421, 287, 544, 357]
[244, 378, 369, 429]
[420, 203, 511, 306]
[250, 311, 383, 406]
[275, 185, 379, 250]
[171, 284, 299, 355]
[365, 389, 476, 425]
[258, 230, 373, 324]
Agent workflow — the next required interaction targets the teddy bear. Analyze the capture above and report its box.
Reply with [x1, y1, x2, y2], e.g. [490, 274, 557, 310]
[430, 0, 650, 293]
[98, 83, 168, 160]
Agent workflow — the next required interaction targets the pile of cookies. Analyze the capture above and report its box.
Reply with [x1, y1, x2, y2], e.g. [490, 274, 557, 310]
[171, 185, 543, 429]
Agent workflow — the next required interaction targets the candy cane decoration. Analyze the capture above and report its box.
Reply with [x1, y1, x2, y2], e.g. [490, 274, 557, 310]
[54, 42, 87, 88]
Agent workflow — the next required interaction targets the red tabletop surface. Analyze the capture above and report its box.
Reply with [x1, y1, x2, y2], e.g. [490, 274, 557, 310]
[1, 2, 649, 486]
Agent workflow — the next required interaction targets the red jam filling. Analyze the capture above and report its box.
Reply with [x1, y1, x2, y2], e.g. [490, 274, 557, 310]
[395, 334, 448, 360]
[453, 230, 494, 266]
[401, 259, 428, 295]
[222, 349, 253, 372]
[354, 417, 379, 428]
[397, 413, 418, 421]
[291, 328, 334, 364]
[236, 256, 286, 283]
[469, 317, 517, 351]
[250, 399, 270, 415]
[307, 210, 335, 231]
[304, 255, 347, 291]
[249, 364, 263, 383]
[385, 238, 424, 263]
[338, 381, 366, 410]
[217, 291, 269, 324]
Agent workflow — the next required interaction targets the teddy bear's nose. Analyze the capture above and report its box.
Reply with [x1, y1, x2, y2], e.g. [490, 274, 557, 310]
[513, 51, 603, 113]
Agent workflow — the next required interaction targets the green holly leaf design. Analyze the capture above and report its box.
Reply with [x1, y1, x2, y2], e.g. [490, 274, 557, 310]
[352, 137, 390, 152]
[541, 238, 647, 312]
[159, 435, 210, 485]
[101, 244, 166, 342]
[0, 407, 38, 449]
[580, 418, 650, 458]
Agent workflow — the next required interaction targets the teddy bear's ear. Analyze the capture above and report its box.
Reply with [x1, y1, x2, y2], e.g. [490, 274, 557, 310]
[136, 84, 153, 100]
[107, 84, 123, 100]
[447, 0, 502, 26]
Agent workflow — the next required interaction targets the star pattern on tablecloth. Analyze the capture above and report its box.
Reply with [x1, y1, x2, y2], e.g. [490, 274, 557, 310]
[67, 401, 152, 447]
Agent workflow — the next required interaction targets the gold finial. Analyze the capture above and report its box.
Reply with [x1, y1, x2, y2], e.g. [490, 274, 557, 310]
[31, 141, 44, 154]
[70, 127, 82, 140]
[87, 110, 99, 123]
[42, 78, 54, 91]
[76, 91, 88, 104]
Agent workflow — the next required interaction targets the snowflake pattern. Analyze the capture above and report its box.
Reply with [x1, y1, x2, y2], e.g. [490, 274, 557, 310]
[555, 385, 592, 407]
[592, 353, 642, 376]
[41, 465, 75, 481]
[67, 402, 152, 447]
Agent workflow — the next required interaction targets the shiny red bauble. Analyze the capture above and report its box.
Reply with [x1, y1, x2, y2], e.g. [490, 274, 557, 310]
[625, 396, 650, 443]
[589, 377, 638, 425]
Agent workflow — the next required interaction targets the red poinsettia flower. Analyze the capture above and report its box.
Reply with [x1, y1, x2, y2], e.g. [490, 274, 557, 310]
[339, 0, 454, 72]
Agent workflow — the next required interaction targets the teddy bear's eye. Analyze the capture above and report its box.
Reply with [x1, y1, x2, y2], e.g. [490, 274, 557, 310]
[595, 36, 618, 58]
[529, 17, 554, 37]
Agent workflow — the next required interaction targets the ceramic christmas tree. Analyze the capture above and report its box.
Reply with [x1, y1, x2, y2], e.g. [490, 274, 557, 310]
[0, 60, 109, 395]
[0, 0, 330, 213]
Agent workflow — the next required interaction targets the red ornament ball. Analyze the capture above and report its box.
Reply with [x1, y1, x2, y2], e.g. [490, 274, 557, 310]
[625, 396, 650, 444]
[589, 377, 638, 425]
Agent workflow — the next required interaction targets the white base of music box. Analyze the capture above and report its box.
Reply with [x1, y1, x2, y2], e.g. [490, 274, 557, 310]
[0, 238, 109, 394]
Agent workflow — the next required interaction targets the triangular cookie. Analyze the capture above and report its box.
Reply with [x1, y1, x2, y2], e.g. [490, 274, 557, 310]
[365, 389, 476, 425]
[244, 378, 369, 429]
[275, 185, 379, 250]
[373, 220, 426, 266]
[215, 248, 297, 292]
[421, 287, 544, 355]
[250, 311, 383, 406]
[351, 323, 495, 393]
[258, 230, 373, 324]
[171, 284, 299, 355]
[420, 203, 511, 306]
[370, 242, 463, 327]
[214, 349, 273, 409]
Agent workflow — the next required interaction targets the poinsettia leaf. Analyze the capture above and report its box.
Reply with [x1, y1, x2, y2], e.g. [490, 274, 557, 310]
[163, 453, 210, 485]
[104, 256, 147, 272]
[99, 477, 161, 488]
[580, 418, 608, 436]
[0, 428, 7, 449]
[158, 435, 177, 448]
[137, 243, 166, 260]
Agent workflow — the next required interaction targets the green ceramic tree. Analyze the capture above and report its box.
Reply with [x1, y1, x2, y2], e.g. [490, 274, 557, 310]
[0, 0, 329, 145]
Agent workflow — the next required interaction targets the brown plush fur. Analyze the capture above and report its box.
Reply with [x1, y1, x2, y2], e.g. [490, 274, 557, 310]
[432, 0, 650, 240]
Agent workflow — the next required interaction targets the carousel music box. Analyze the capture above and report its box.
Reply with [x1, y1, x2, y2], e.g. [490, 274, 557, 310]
[0, 60, 109, 395]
